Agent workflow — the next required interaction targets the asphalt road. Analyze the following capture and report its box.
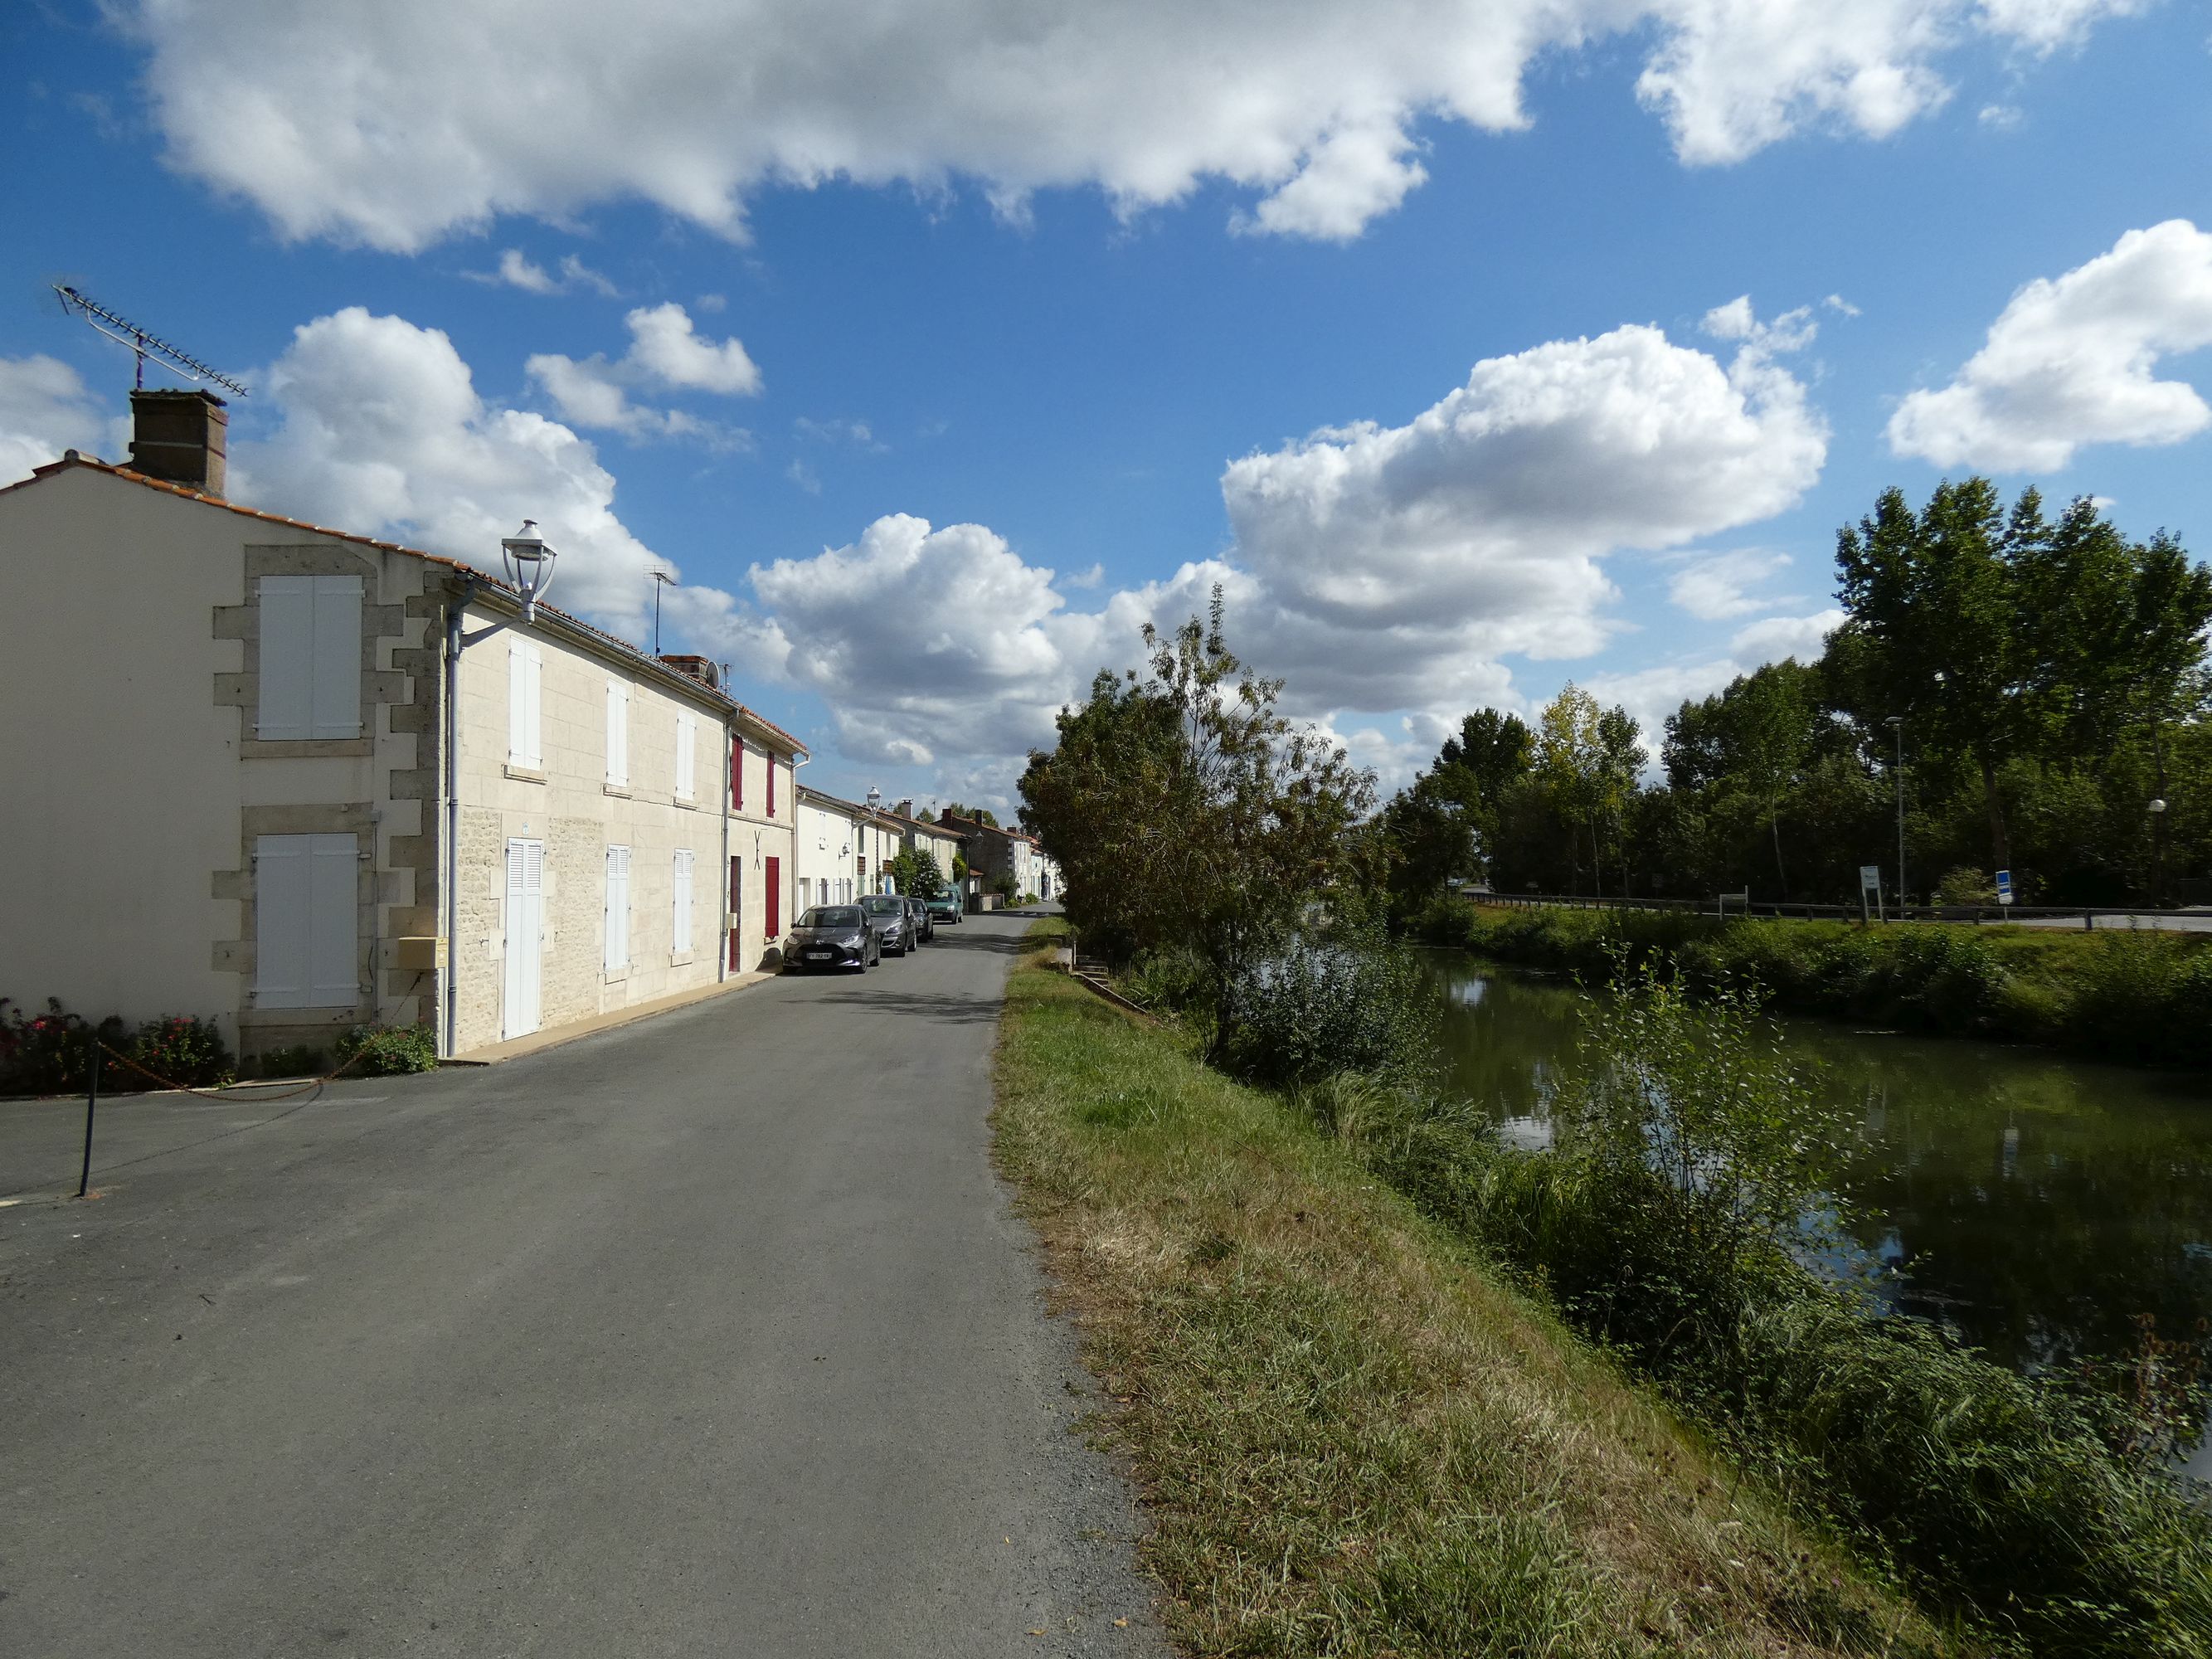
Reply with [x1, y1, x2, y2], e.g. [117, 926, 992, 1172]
[0, 912, 1169, 1659]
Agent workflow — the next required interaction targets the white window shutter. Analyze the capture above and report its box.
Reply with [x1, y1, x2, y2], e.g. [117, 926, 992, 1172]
[310, 577, 362, 737]
[254, 835, 310, 1001]
[508, 641, 527, 765]
[673, 849, 694, 954]
[606, 681, 629, 786]
[307, 835, 358, 1004]
[675, 713, 696, 800]
[257, 576, 314, 739]
[605, 845, 631, 973]
[255, 833, 357, 1008]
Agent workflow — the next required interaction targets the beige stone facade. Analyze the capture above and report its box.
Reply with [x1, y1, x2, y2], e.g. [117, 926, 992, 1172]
[0, 455, 802, 1068]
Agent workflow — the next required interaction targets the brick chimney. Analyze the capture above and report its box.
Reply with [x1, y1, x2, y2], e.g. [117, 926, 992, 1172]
[128, 388, 228, 497]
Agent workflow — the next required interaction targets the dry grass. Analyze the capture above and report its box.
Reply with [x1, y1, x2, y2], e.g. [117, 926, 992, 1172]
[994, 927, 1961, 1658]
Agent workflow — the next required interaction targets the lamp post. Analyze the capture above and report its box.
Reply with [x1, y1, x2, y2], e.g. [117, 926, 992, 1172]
[441, 522, 560, 1056]
[2149, 796, 2168, 911]
[864, 787, 884, 893]
[1885, 716, 1906, 913]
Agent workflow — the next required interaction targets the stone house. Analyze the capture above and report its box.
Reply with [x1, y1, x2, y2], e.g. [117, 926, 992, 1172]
[0, 392, 803, 1065]
[887, 802, 963, 885]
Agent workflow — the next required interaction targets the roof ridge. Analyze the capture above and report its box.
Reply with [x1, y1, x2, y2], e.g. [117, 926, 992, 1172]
[6, 454, 808, 757]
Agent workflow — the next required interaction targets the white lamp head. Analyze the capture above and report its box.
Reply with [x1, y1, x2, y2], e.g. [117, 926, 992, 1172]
[500, 518, 557, 618]
[2149, 798, 2168, 815]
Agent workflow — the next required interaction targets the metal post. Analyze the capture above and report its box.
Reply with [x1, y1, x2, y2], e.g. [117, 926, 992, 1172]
[76, 1033, 100, 1199]
[1889, 718, 1908, 912]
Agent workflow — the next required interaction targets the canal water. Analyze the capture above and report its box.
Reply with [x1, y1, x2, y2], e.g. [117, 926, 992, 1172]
[1420, 952, 2212, 1477]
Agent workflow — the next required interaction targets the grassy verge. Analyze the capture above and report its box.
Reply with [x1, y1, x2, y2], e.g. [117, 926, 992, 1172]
[1412, 898, 2212, 1065]
[994, 922, 1948, 1658]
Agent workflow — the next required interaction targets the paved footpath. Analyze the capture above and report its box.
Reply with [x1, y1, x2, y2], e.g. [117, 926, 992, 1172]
[0, 913, 1169, 1659]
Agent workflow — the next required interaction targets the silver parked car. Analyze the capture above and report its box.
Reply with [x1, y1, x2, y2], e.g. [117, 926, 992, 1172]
[859, 893, 912, 956]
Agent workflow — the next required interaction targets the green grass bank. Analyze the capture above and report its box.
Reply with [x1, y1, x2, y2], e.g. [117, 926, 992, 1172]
[1413, 898, 2212, 1065]
[994, 924, 1949, 1659]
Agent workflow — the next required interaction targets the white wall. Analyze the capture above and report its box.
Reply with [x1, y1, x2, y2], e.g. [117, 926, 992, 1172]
[0, 469, 246, 1036]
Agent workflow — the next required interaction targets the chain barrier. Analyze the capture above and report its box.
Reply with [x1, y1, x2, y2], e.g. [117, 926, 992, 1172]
[93, 1040, 372, 1102]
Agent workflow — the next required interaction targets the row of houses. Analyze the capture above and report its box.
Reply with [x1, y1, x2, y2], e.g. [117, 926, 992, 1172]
[0, 388, 1051, 1067]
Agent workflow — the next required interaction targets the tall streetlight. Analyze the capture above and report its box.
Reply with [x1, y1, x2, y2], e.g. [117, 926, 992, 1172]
[2149, 796, 2169, 910]
[442, 522, 561, 1055]
[1885, 716, 1907, 912]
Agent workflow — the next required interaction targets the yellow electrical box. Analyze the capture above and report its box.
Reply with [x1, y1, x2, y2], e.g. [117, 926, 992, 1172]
[395, 936, 448, 970]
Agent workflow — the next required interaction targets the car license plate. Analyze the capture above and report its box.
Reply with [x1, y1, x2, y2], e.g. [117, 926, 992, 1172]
[806, 949, 833, 959]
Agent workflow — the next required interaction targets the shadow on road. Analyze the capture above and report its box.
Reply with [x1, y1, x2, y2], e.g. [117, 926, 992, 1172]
[925, 930, 1033, 957]
[810, 990, 1002, 1024]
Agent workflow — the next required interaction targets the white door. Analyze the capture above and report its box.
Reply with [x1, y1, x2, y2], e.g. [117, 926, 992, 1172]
[503, 838, 543, 1039]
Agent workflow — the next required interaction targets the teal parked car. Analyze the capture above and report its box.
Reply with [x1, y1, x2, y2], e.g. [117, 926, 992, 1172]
[924, 888, 964, 925]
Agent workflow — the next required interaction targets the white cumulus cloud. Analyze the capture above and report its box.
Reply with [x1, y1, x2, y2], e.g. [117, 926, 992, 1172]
[1668, 548, 1794, 620]
[526, 301, 759, 444]
[467, 248, 620, 296]
[0, 356, 108, 485]
[1889, 219, 2212, 470]
[116, 0, 2131, 251]
[1218, 312, 1827, 711]
[231, 307, 707, 635]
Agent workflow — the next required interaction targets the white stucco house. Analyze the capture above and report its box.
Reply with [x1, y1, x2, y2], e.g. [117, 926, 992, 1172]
[0, 392, 805, 1064]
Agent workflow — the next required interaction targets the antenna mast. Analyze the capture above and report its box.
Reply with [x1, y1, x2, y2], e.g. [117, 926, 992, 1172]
[51, 286, 250, 397]
[649, 567, 678, 655]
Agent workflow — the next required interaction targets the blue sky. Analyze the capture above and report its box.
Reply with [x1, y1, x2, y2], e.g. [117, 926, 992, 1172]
[3, 1, 2209, 809]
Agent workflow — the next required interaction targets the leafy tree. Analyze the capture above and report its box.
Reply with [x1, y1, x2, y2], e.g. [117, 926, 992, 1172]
[1020, 590, 1377, 1057]
[885, 847, 946, 901]
[1534, 685, 1642, 896]
[1831, 480, 2041, 874]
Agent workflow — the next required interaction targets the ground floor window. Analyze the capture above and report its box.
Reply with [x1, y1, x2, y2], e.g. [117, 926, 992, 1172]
[255, 833, 357, 1008]
[605, 845, 631, 974]
[672, 849, 694, 956]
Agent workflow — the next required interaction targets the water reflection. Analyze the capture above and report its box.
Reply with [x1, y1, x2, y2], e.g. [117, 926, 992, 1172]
[1417, 951, 2212, 1473]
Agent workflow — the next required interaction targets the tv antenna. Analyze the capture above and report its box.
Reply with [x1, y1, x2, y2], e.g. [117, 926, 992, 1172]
[649, 566, 678, 654]
[51, 285, 250, 397]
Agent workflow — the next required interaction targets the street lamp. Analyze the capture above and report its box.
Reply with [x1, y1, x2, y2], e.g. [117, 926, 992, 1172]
[439, 518, 557, 1058]
[500, 519, 558, 621]
[1885, 717, 1907, 912]
[2150, 796, 2169, 909]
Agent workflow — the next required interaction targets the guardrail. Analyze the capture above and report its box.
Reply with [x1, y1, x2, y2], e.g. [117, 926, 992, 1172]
[1471, 892, 2205, 932]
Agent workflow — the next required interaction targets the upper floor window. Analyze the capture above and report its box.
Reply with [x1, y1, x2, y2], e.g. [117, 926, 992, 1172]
[508, 640, 542, 768]
[605, 680, 630, 787]
[257, 575, 362, 740]
[675, 712, 697, 800]
[766, 754, 777, 816]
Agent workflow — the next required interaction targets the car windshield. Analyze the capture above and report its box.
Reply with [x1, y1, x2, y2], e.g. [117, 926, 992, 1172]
[861, 896, 902, 915]
[800, 907, 863, 929]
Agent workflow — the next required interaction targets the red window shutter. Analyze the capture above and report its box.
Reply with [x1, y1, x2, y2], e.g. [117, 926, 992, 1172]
[731, 736, 744, 810]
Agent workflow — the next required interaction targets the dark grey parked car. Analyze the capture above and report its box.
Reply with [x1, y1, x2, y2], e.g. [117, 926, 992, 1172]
[784, 904, 880, 971]
[860, 893, 913, 956]
[905, 895, 934, 944]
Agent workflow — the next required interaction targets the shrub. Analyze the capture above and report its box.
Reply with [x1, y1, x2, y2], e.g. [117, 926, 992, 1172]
[1221, 937, 1434, 1093]
[0, 998, 114, 1093]
[2, 998, 235, 1094]
[127, 1014, 235, 1088]
[337, 1023, 439, 1076]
